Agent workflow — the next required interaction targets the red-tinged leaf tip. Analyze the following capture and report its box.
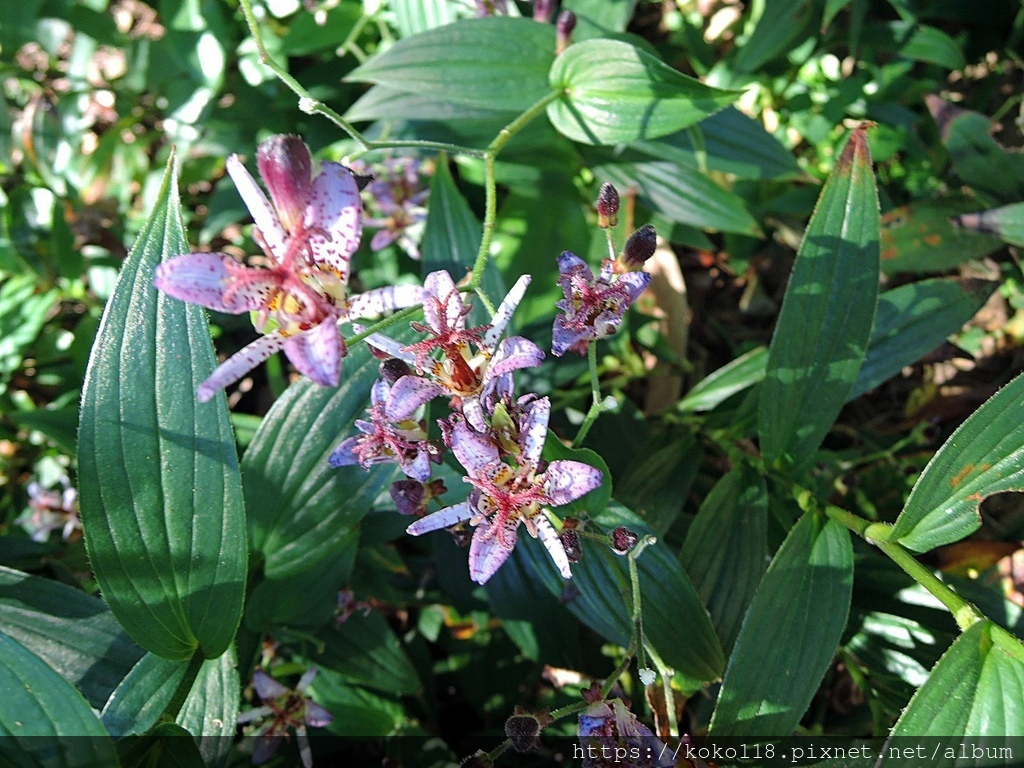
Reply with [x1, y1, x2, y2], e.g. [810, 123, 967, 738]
[835, 125, 874, 176]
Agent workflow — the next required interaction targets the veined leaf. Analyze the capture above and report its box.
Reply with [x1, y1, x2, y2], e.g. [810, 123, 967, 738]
[0, 630, 118, 766]
[345, 17, 554, 112]
[77, 155, 246, 661]
[954, 202, 1024, 249]
[548, 38, 739, 145]
[758, 128, 880, 471]
[891, 370, 1024, 552]
[678, 347, 768, 413]
[880, 199, 1002, 274]
[709, 513, 853, 736]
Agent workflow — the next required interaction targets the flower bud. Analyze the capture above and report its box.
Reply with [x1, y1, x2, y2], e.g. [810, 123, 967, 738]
[621, 224, 657, 269]
[610, 526, 639, 555]
[555, 10, 576, 54]
[560, 529, 582, 563]
[504, 707, 551, 753]
[533, 0, 555, 22]
[352, 170, 374, 192]
[596, 183, 619, 228]
[380, 357, 412, 385]
[256, 135, 312, 235]
[390, 480, 426, 517]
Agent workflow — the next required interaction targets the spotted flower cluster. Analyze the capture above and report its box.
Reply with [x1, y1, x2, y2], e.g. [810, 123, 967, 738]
[356, 156, 431, 260]
[154, 135, 423, 402]
[577, 687, 674, 768]
[238, 669, 332, 768]
[332, 269, 603, 584]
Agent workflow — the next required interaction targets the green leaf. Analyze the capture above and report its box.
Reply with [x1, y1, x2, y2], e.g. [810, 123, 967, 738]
[562, 0, 637, 35]
[0, 630, 118, 765]
[309, 669, 405, 737]
[519, 502, 725, 683]
[631, 107, 802, 180]
[0, 275, 58, 378]
[77, 155, 247, 661]
[864, 22, 966, 70]
[345, 17, 555, 112]
[542, 433, 611, 517]
[548, 39, 739, 145]
[302, 611, 421, 696]
[880, 621, 1024, 748]
[680, 466, 768, 653]
[102, 653, 186, 737]
[850, 278, 995, 399]
[733, 0, 818, 73]
[242, 340, 400, 579]
[758, 128, 880, 471]
[588, 155, 762, 235]
[931, 101, 1024, 204]
[345, 83, 515, 125]
[678, 346, 768, 412]
[709, 513, 854, 736]
[0, 566, 144, 710]
[391, 0, 458, 38]
[880, 199, 1002, 274]
[891, 370, 1024, 552]
[954, 202, 1024, 248]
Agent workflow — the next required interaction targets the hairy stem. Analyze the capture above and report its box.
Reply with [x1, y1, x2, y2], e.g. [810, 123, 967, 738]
[573, 343, 603, 448]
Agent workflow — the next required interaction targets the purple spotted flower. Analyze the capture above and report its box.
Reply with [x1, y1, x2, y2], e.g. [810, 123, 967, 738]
[367, 270, 545, 431]
[154, 135, 423, 401]
[577, 696, 674, 768]
[406, 397, 602, 584]
[328, 378, 437, 481]
[358, 156, 430, 260]
[238, 669, 332, 768]
[552, 252, 651, 357]
[21, 480, 80, 542]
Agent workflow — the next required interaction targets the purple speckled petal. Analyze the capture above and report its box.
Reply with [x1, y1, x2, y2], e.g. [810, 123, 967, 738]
[198, 332, 287, 403]
[385, 375, 446, 420]
[370, 378, 390, 406]
[487, 336, 544, 380]
[534, 515, 572, 578]
[328, 436, 361, 468]
[520, 396, 550, 466]
[296, 668, 317, 693]
[346, 284, 425, 319]
[451, 418, 499, 473]
[283, 319, 344, 387]
[551, 317, 591, 357]
[364, 332, 416, 364]
[370, 228, 398, 252]
[304, 701, 333, 729]
[256, 135, 312, 235]
[253, 669, 289, 701]
[543, 460, 603, 506]
[406, 500, 474, 535]
[483, 274, 531, 349]
[423, 270, 462, 332]
[155, 253, 276, 314]
[304, 162, 362, 277]
[402, 447, 433, 482]
[469, 525, 517, 584]
[617, 270, 652, 302]
[227, 154, 286, 261]
[462, 396, 488, 432]
[556, 251, 592, 280]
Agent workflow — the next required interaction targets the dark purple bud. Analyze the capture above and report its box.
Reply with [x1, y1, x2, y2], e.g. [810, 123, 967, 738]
[555, 10, 576, 54]
[596, 183, 619, 228]
[380, 358, 412, 385]
[504, 707, 551, 753]
[256, 135, 312, 235]
[533, 0, 555, 23]
[560, 529, 582, 563]
[351, 170, 374, 192]
[610, 526, 639, 555]
[390, 480, 426, 516]
[621, 224, 657, 269]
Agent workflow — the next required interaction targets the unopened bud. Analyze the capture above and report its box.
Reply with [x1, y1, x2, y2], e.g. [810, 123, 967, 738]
[555, 10, 576, 54]
[621, 224, 657, 269]
[504, 707, 551, 753]
[256, 135, 312, 235]
[596, 183, 619, 228]
[390, 480, 426, 517]
[379, 358, 412, 385]
[352, 170, 374, 192]
[533, 0, 555, 23]
[610, 526, 639, 555]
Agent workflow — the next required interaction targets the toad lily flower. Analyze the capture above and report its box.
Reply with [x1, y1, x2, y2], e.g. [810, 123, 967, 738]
[238, 669, 332, 768]
[406, 397, 602, 584]
[369, 270, 544, 431]
[552, 251, 651, 357]
[154, 135, 423, 401]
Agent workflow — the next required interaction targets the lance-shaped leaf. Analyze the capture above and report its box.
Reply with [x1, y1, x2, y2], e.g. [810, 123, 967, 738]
[0, 565, 143, 709]
[891, 370, 1024, 552]
[0, 630, 118, 766]
[77, 155, 247, 661]
[345, 17, 554, 112]
[758, 128, 880, 471]
[548, 39, 740, 145]
[678, 346, 768, 413]
[709, 513, 853, 737]
[954, 202, 1024, 249]
[681, 466, 768, 653]
[242, 335, 408, 579]
[877, 621, 1024, 760]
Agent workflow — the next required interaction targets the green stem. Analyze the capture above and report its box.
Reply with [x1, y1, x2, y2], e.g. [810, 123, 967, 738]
[573, 343, 603, 448]
[549, 697, 593, 721]
[343, 304, 423, 347]
[644, 642, 678, 741]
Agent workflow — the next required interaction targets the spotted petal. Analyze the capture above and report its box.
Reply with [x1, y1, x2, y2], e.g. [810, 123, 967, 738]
[483, 274, 531, 349]
[487, 336, 545, 379]
[386, 375, 446, 421]
[303, 162, 362, 276]
[304, 701, 333, 729]
[283, 319, 344, 387]
[534, 515, 572, 579]
[552, 317, 591, 357]
[451, 418, 500, 473]
[407, 500, 474, 535]
[402, 446, 433, 482]
[364, 332, 416, 364]
[543, 460, 603, 506]
[328, 436, 361, 468]
[198, 332, 287, 403]
[423, 270, 463, 332]
[618, 270, 652, 302]
[520, 396, 550, 466]
[227, 154, 287, 261]
[556, 250, 592, 281]
[469, 524, 517, 584]
[253, 669, 290, 701]
[347, 284, 425, 319]
[155, 253, 277, 314]
[256, 135, 312, 235]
